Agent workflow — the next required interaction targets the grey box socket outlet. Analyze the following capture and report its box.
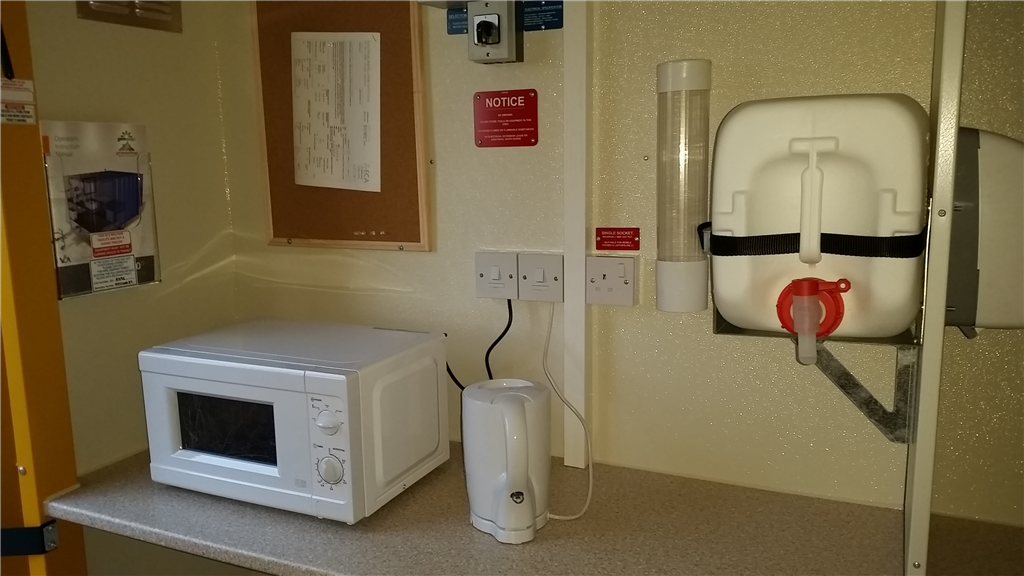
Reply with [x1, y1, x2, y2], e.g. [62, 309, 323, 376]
[467, 1, 523, 64]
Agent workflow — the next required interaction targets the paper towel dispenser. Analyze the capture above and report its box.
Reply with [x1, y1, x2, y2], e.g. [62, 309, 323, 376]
[946, 128, 1024, 336]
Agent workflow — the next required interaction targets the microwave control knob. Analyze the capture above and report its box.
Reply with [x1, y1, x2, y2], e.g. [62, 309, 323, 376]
[315, 410, 341, 436]
[317, 455, 344, 485]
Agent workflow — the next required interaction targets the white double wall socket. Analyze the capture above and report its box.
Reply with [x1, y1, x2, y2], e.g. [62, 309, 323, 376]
[475, 252, 519, 299]
[518, 253, 564, 303]
[586, 256, 636, 306]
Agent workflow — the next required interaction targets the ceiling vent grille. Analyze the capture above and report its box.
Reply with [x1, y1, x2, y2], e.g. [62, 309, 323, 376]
[76, 1, 182, 33]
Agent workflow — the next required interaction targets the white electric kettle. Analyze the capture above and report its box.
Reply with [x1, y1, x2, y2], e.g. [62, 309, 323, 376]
[463, 379, 551, 544]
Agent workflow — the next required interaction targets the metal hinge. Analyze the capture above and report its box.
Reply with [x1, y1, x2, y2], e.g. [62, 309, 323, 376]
[1, 519, 59, 557]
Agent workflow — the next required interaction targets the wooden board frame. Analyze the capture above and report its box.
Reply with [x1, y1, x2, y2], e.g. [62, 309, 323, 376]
[252, 1, 431, 251]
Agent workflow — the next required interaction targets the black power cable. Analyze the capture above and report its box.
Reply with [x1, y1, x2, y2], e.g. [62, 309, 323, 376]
[446, 363, 465, 391]
[484, 299, 513, 380]
[442, 333, 465, 391]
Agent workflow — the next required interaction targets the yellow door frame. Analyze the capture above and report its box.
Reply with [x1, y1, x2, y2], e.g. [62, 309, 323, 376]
[1, 1, 88, 573]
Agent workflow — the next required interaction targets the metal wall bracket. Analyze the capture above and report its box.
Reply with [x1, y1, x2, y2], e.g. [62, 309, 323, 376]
[0, 519, 59, 556]
[814, 343, 920, 443]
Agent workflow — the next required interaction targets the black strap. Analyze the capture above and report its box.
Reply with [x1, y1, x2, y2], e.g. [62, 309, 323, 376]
[1, 520, 57, 556]
[699, 223, 927, 259]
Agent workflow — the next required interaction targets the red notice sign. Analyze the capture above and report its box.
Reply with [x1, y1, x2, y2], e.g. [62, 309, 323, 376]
[474, 89, 538, 148]
[596, 227, 640, 251]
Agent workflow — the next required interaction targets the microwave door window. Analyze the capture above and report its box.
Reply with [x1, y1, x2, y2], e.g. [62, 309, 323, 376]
[176, 392, 278, 466]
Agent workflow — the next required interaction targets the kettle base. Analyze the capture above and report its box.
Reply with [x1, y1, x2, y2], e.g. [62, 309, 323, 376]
[470, 510, 549, 544]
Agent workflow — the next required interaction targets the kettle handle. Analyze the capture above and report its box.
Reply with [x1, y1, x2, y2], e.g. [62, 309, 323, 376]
[493, 394, 535, 529]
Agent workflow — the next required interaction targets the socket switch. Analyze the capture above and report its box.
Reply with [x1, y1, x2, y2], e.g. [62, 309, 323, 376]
[475, 252, 519, 299]
[517, 253, 563, 302]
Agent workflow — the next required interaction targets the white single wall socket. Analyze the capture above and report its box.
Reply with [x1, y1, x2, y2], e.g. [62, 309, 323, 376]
[475, 252, 519, 299]
[586, 256, 636, 306]
[518, 253, 563, 303]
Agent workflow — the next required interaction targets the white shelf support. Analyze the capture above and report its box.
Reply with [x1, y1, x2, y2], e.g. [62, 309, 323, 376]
[905, 2, 967, 575]
[561, 0, 590, 468]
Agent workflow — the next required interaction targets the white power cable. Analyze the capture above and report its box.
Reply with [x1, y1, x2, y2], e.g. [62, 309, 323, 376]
[542, 301, 593, 521]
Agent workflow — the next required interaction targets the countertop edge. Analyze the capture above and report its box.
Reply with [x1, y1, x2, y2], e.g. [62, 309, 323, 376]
[46, 497, 321, 576]
[44, 446, 906, 576]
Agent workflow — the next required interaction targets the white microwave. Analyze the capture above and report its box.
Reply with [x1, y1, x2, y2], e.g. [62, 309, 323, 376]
[139, 320, 448, 524]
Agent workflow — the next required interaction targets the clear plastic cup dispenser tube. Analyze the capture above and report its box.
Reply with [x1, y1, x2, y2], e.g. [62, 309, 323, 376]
[656, 59, 711, 313]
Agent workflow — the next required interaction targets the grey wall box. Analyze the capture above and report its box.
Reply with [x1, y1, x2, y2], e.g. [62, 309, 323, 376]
[76, 1, 182, 33]
[946, 127, 1024, 334]
[467, 0, 522, 64]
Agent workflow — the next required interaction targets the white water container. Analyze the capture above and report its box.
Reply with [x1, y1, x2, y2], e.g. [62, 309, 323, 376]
[710, 94, 929, 338]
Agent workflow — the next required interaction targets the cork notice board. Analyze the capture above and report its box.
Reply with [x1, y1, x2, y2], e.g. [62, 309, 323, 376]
[255, 1, 429, 251]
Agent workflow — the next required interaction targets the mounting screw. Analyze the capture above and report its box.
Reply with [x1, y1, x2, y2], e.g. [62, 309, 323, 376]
[508, 274, 513, 279]
[522, 275, 527, 280]
[287, 238, 293, 245]
[554, 276, 559, 282]
[913, 562, 921, 569]
[477, 140, 483, 145]
[17, 466, 26, 475]
[479, 273, 484, 278]
[398, 245, 405, 251]
[938, 209, 947, 217]
[590, 278, 596, 283]
[429, 159, 435, 164]
[486, 52, 491, 57]
[643, 155, 649, 161]
[624, 279, 629, 285]
[45, 531, 57, 550]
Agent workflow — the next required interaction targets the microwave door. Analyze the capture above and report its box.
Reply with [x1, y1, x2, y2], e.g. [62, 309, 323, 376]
[177, 392, 278, 467]
[142, 369, 315, 514]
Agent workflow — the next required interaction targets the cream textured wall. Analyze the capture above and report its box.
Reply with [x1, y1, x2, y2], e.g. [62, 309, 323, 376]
[27, 1, 240, 477]
[169, 1, 1024, 520]
[931, 1, 1023, 527]
[27, 2, 244, 572]
[220, 5, 570, 455]
[214, 1, 941, 511]
[590, 1, 934, 508]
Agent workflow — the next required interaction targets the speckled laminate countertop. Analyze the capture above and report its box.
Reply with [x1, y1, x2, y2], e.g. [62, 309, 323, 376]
[47, 443, 902, 575]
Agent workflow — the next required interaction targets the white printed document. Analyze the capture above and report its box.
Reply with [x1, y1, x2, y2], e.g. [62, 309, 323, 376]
[292, 32, 381, 192]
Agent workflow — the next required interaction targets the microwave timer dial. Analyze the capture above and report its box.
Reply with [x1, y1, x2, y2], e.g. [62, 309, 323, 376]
[317, 455, 344, 484]
[314, 410, 341, 435]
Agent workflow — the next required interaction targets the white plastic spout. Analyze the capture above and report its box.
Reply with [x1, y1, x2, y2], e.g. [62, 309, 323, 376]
[793, 294, 820, 365]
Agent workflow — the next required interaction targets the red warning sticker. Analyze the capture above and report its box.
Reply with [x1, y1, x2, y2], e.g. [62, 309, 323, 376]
[91, 230, 132, 258]
[596, 227, 640, 250]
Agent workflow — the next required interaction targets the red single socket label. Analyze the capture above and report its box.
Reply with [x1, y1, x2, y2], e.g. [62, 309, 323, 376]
[596, 227, 640, 250]
[474, 89, 538, 148]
